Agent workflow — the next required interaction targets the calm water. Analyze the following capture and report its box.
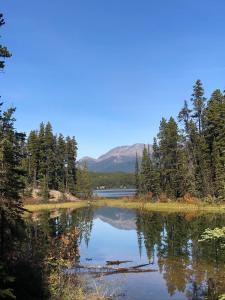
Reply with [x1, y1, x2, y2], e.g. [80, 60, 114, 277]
[27, 207, 225, 299]
[94, 188, 136, 198]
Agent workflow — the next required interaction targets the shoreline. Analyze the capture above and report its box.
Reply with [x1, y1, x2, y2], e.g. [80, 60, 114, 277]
[24, 199, 225, 213]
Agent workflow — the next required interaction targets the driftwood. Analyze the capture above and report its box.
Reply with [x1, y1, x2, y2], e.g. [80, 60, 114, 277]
[106, 260, 132, 265]
[75, 265, 115, 271]
[74, 262, 158, 277]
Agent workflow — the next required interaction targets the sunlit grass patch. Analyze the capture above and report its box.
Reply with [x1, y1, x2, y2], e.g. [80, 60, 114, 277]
[24, 199, 225, 214]
[24, 201, 88, 212]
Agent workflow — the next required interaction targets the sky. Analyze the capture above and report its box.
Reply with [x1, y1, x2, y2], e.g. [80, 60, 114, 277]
[1, 0, 225, 159]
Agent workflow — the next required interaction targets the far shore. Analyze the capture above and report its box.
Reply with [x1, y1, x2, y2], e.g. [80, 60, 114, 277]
[24, 199, 225, 214]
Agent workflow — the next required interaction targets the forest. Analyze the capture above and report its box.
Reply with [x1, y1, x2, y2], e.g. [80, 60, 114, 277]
[1, 7, 225, 300]
[89, 171, 135, 189]
[136, 81, 225, 202]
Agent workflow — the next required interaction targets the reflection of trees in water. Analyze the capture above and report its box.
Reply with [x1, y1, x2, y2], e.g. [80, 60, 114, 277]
[17, 208, 94, 299]
[136, 212, 225, 299]
[15, 208, 94, 298]
[29, 207, 94, 248]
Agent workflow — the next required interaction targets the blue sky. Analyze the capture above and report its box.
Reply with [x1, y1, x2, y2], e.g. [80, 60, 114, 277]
[1, 0, 225, 158]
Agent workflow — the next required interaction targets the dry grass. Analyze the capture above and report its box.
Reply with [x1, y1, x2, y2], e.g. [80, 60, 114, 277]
[91, 199, 225, 213]
[24, 198, 225, 214]
[24, 201, 88, 212]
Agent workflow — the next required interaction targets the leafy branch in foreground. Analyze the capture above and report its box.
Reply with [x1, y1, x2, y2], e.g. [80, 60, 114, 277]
[199, 227, 225, 300]
[199, 227, 225, 243]
[0, 13, 11, 70]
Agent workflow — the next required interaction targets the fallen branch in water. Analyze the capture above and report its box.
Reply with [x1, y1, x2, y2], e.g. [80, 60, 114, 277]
[106, 260, 132, 265]
[129, 263, 150, 269]
[74, 262, 157, 277]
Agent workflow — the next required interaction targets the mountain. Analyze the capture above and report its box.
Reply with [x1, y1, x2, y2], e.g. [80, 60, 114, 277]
[94, 207, 136, 230]
[79, 143, 152, 173]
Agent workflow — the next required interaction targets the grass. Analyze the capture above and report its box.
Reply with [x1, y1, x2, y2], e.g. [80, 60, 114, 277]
[24, 201, 88, 212]
[24, 199, 225, 214]
[92, 199, 225, 213]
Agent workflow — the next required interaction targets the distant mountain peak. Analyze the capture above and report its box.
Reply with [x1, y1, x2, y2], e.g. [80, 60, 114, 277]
[80, 156, 96, 162]
[79, 143, 152, 173]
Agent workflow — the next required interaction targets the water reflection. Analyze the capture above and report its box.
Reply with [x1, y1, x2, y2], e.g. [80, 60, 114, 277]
[26, 207, 225, 300]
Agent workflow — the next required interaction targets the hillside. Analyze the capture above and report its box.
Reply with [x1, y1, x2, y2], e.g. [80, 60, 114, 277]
[89, 171, 135, 188]
[79, 143, 152, 173]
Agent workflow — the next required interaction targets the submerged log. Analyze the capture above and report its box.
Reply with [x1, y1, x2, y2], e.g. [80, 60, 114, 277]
[74, 262, 157, 277]
[106, 260, 132, 265]
[129, 263, 150, 269]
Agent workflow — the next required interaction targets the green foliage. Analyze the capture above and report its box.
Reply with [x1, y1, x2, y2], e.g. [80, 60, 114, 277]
[90, 171, 135, 189]
[0, 14, 11, 70]
[24, 123, 78, 196]
[76, 164, 92, 199]
[136, 80, 225, 202]
[0, 104, 25, 259]
[0, 265, 15, 299]
[199, 227, 225, 243]
[39, 175, 49, 202]
[139, 146, 152, 195]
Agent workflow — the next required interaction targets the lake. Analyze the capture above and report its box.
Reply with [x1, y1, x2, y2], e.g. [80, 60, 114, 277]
[27, 207, 225, 299]
[94, 188, 136, 198]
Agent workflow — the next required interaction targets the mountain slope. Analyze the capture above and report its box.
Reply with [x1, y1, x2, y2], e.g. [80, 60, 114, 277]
[79, 143, 152, 173]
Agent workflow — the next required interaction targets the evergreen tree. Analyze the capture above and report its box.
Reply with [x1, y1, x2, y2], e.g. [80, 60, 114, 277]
[44, 122, 56, 189]
[157, 117, 181, 198]
[65, 136, 77, 194]
[0, 104, 25, 258]
[24, 124, 78, 197]
[39, 175, 49, 202]
[139, 146, 152, 195]
[178, 100, 192, 134]
[205, 89, 225, 199]
[26, 130, 39, 187]
[76, 164, 92, 199]
[189, 81, 211, 197]
[191, 80, 206, 134]
[55, 134, 66, 192]
[151, 138, 161, 197]
[38, 122, 47, 182]
[0, 14, 25, 262]
[0, 14, 11, 70]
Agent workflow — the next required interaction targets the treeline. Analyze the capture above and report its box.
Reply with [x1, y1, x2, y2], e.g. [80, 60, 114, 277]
[24, 122, 77, 196]
[136, 80, 225, 201]
[0, 13, 83, 299]
[89, 171, 135, 189]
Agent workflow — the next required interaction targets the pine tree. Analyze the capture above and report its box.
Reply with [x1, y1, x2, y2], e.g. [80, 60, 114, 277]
[189, 81, 211, 197]
[151, 138, 161, 197]
[178, 100, 192, 134]
[0, 15, 25, 261]
[0, 14, 11, 70]
[76, 163, 92, 199]
[39, 175, 49, 202]
[191, 80, 206, 134]
[65, 136, 77, 194]
[55, 134, 66, 192]
[178, 102, 197, 196]
[139, 146, 152, 195]
[38, 122, 47, 182]
[44, 122, 56, 189]
[157, 118, 181, 197]
[26, 130, 39, 187]
[205, 89, 225, 199]
[0, 104, 25, 258]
